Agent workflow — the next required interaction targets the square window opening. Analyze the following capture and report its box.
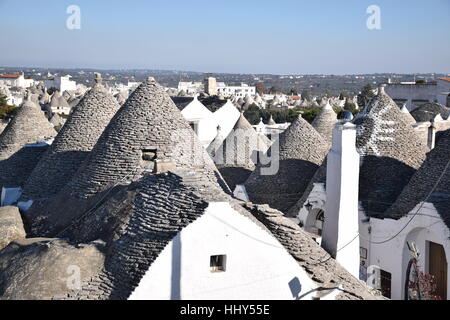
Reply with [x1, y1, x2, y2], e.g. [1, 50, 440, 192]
[210, 255, 226, 272]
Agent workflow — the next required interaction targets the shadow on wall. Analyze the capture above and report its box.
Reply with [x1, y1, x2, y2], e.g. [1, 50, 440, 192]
[0, 145, 49, 188]
[171, 235, 182, 300]
[20, 150, 91, 200]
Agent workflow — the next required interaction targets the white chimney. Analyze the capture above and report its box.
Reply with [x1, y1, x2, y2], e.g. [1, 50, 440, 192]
[427, 122, 436, 150]
[321, 121, 360, 278]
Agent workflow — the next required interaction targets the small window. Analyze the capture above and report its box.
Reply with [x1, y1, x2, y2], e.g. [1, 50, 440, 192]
[142, 148, 157, 161]
[210, 255, 226, 272]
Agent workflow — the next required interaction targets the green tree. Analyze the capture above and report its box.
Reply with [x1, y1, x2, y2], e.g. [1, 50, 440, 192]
[0, 93, 7, 107]
[301, 107, 321, 124]
[301, 90, 311, 102]
[357, 84, 375, 108]
[269, 86, 280, 94]
[47, 87, 57, 95]
[289, 88, 299, 96]
[255, 82, 268, 94]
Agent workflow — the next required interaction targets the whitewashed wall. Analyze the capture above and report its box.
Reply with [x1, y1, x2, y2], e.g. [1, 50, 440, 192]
[129, 202, 325, 300]
[181, 97, 218, 147]
[359, 202, 450, 300]
[212, 100, 241, 140]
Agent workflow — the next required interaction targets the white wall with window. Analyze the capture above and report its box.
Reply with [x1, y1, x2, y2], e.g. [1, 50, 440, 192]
[129, 202, 326, 300]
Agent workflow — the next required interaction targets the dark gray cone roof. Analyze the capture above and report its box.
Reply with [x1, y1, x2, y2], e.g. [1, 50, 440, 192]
[244, 115, 329, 213]
[28, 78, 229, 236]
[21, 80, 121, 200]
[354, 85, 428, 216]
[311, 101, 337, 143]
[0, 100, 56, 160]
[213, 113, 270, 191]
[386, 128, 450, 228]
[410, 102, 450, 123]
[49, 91, 70, 110]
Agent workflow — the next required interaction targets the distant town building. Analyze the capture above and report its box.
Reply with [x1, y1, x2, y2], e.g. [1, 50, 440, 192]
[217, 82, 256, 97]
[385, 77, 450, 110]
[177, 78, 256, 97]
[0, 74, 34, 88]
[204, 77, 218, 95]
[177, 81, 203, 95]
[44, 75, 77, 93]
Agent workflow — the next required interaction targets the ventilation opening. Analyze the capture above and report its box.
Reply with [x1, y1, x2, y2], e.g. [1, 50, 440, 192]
[189, 121, 199, 135]
[141, 148, 157, 162]
[210, 255, 226, 273]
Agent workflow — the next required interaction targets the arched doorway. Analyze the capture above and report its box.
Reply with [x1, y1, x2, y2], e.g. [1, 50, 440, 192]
[402, 228, 448, 300]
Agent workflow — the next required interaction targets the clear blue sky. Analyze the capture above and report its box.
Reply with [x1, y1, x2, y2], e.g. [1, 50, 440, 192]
[0, 0, 449, 74]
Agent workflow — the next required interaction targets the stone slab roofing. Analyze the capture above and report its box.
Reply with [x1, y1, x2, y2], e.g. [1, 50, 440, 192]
[49, 91, 70, 111]
[386, 128, 450, 228]
[0, 206, 26, 250]
[0, 101, 56, 188]
[354, 85, 428, 216]
[0, 238, 105, 300]
[212, 113, 270, 191]
[400, 105, 416, 125]
[0, 100, 56, 160]
[11, 170, 380, 300]
[410, 102, 450, 123]
[27, 78, 229, 236]
[311, 101, 337, 143]
[21, 77, 121, 201]
[244, 115, 329, 213]
[0, 144, 49, 188]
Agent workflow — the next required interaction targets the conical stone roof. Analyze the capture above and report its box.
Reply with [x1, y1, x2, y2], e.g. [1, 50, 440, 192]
[49, 113, 65, 128]
[212, 113, 270, 191]
[354, 84, 428, 215]
[0, 99, 56, 160]
[28, 78, 229, 236]
[311, 100, 337, 143]
[410, 102, 450, 123]
[386, 128, 450, 227]
[115, 90, 129, 105]
[49, 91, 70, 111]
[21, 76, 121, 201]
[400, 104, 416, 125]
[244, 114, 329, 213]
[0, 100, 56, 188]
